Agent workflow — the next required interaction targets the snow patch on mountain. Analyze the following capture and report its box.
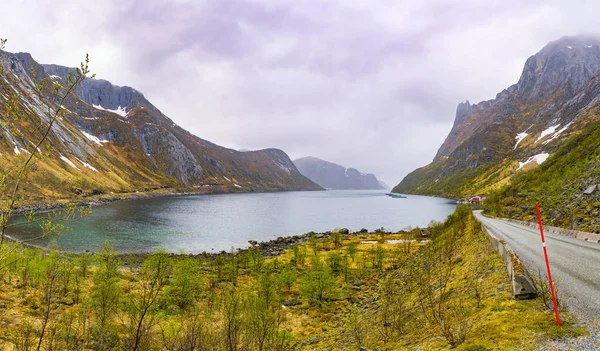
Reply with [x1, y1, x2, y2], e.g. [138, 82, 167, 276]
[76, 157, 98, 172]
[3, 129, 22, 155]
[517, 153, 550, 171]
[92, 104, 128, 117]
[59, 154, 80, 170]
[514, 132, 528, 149]
[535, 125, 560, 143]
[542, 123, 572, 145]
[80, 130, 108, 146]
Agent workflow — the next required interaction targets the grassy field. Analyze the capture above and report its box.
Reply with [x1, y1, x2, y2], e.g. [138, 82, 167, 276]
[0, 207, 585, 350]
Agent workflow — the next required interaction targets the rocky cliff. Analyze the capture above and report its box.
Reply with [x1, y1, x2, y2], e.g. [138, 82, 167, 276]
[394, 36, 600, 197]
[293, 157, 385, 190]
[0, 49, 321, 200]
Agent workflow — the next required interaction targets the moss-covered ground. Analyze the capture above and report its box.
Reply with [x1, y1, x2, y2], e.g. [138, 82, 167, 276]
[0, 207, 586, 350]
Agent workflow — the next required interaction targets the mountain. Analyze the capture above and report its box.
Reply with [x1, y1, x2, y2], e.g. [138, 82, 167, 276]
[0, 50, 321, 200]
[293, 157, 385, 190]
[483, 119, 600, 232]
[394, 36, 600, 197]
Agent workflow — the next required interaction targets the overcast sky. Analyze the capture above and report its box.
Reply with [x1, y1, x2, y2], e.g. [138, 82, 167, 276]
[2, 0, 600, 185]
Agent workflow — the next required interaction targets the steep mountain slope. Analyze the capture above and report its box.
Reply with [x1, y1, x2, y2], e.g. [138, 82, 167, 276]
[293, 156, 385, 190]
[394, 36, 600, 197]
[484, 119, 600, 232]
[0, 50, 321, 200]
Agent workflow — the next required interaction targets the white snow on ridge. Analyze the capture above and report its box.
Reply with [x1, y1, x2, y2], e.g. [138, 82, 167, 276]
[80, 130, 109, 146]
[59, 154, 80, 170]
[7, 136, 21, 155]
[93, 104, 128, 117]
[76, 157, 98, 172]
[234, 184, 242, 188]
[567, 46, 573, 49]
[586, 45, 594, 48]
[49, 75, 61, 80]
[514, 132, 528, 150]
[223, 176, 231, 182]
[542, 122, 572, 145]
[535, 124, 560, 143]
[517, 153, 550, 171]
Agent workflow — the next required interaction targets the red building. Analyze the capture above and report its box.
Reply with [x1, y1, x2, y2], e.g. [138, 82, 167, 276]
[470, 196, 482, 205]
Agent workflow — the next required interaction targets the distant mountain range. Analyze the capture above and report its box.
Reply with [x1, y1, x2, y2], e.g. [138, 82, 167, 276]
[293, 157, 385, 190]
[0, 49, 321, 200]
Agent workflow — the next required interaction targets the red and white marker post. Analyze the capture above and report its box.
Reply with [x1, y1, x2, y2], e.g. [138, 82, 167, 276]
[535, 203, 561, 326]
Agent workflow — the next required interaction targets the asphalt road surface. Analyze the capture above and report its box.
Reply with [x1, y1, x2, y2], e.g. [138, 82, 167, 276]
[473, 210, 600, 322]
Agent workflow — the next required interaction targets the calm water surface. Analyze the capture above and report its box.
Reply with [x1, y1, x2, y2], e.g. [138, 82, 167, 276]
[9, 190, 456, 253]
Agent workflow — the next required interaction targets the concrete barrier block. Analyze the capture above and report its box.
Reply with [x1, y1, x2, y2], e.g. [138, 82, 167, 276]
[482, 225, 536, 300]
[513, 275, 537, 300]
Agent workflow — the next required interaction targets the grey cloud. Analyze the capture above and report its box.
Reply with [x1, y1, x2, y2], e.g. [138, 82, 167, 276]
[3, 0, 600, 184]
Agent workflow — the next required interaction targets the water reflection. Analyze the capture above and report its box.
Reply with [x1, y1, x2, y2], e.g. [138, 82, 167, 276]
[7, 190, 456, 254]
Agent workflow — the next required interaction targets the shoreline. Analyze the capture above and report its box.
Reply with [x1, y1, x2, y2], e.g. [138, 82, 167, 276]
[6, 189, 440, 262]
[3, 185, 325, 254]
[12, 184, 324, 215]
[6, 223, 420, 265]
[118, 227, 424, 266]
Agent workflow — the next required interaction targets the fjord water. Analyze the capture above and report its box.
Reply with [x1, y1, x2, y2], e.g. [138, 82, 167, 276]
[9, 191, 456, 254]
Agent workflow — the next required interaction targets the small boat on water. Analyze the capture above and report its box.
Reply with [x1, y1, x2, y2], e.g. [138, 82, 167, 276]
[385, 193, 407, 198]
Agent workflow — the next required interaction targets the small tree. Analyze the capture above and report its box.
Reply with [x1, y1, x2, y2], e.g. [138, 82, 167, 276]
[326, 251, 343, 275]
[308, 234, 320, 256]
[0, 38, 92, 268]
[36, 249, 65, 351]
[164, 257, 203, 310]
[331, 231, 343, 249]
[301, 257, 339, 307]
[340, 254, 351, 282]
[160, 304, 216, 351]
[292, 244, 306, 267]
[347, 242, 358, 262]
[275, 265, 297, 293]
[221, 288, 243, 351]
[375, 227, 386, 243]
[248, 247, 265, 272]
[367, 246, 385, 270]
[222, 262, 239, 286]
[125, 250, 172, 351]
[247, 273, 283, 351]
[91, 241, 122, 330]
